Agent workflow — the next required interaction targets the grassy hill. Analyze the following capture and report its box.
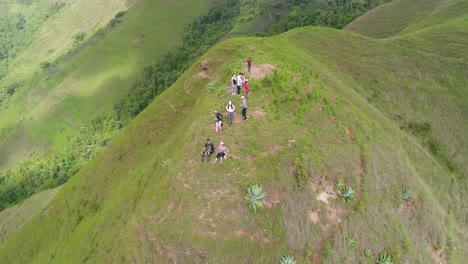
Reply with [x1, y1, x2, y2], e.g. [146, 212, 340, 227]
[0, 0, 466, 262]
[0, 0, 210, 171]
[343, 0, 468, 177]
[0, 0, 397, 211]
[0, 186, 61, 244]
[345, 0, 468, 38]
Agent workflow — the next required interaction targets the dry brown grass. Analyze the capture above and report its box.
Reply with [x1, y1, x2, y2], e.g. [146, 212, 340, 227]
[133, 222, 207, 264]
[281, 190, 313, 251]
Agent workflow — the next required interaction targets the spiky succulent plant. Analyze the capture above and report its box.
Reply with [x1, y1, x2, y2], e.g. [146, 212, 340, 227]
[377, 252, 393, 264]
[402, 188, 413, 201]
[340, 185, 355, 202]
[279, 254, 296, 264]
[244, 184, 265, 213]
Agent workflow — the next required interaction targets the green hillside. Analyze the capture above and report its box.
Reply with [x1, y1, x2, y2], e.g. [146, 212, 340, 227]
[0, 186, 61, 244]
[0, 0, 394, 210]
[0, 0, 209, 171]
[0, 0, 466, 262]
[345, 0, 468, 38]
[0, 0, 127, 170]
[343, 0, 468, 177]
[0, 0, 213, 210]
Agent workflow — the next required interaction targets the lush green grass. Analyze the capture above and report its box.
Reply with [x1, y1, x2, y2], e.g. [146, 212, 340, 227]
[0, 11, 466, 261]
[289, 23, 468, 176]
[0, 0, 236, 212]
[0, 0, 210, 171]
[345, 0, 446, 38]
[0, 186, 61, 244]
[0, 0, 127, 169]
[0, 0, 466, 263]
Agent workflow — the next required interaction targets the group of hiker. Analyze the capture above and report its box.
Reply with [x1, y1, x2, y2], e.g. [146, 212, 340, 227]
[200, 138, 227, 164]
[231, 72, 250, 99]
[200, 58, 253, 164]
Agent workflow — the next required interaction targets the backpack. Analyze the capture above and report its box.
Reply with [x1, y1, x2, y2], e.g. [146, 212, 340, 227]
[216, 112, 223, 122]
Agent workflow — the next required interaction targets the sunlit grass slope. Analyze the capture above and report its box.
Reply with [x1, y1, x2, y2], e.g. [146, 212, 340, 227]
[0, 0, 127, 169]
[310, 0, 468, 178]
[0, 0, 209, 170]
[0, 20, 466, 263]
[0, 186, 61, 244]
[345, 0, 466, 38]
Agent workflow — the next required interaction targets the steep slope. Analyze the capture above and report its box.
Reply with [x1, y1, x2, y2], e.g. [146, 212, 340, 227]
[0, 0, 209, 171]
[316, 0, 468, 178]
[0, 0, 127, 170]
[345, 0, 465, 38]
[0, 15, 466, 263]
[0, 187, 61, 244]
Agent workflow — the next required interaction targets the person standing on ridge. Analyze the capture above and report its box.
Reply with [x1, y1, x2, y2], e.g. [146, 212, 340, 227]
[247, 58, 252, 73]
[241, 96, 248, 120]
[236, 73, 243, 96]
[243, 79, 250, 99]
[226, 101, 235, 126]
[214, 110, 223, 134]
[231, 73, 237, 95]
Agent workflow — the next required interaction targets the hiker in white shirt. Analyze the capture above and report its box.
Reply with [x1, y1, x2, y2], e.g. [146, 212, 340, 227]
[236, 73, 244, 96]
[226, 101, 235, 126]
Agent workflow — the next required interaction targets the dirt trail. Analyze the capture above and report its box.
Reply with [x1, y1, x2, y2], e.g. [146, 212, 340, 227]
[243, 64, 276, 79]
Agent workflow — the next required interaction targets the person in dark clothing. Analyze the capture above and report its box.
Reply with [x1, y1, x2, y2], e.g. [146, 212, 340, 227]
[201, 138, 215, 162]
[215, 110, 223, 134]
[241, 96, 248, 120]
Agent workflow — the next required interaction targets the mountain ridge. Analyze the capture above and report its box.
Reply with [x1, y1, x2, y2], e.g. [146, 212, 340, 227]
[0, 0, 466, 263]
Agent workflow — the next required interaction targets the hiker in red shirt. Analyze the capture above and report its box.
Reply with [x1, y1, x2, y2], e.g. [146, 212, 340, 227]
[247, 58, 252, 73]
[243, 79, 250, 99]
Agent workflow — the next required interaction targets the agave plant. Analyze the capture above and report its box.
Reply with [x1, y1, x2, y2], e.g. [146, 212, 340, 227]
[402, 188, 413, 201]
[340, 185, 355, 202]
[244, 184, 266, 213]
[377, 252, 393, 264]
[279, 254, 296, 264]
